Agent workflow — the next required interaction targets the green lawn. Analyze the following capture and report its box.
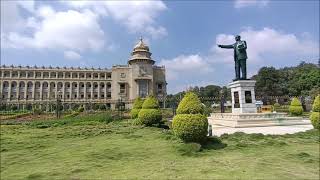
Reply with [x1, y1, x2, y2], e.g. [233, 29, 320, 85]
[1, 114, 319, 179]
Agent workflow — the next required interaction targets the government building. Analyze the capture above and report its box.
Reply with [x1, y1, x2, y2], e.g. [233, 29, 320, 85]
[0, 38, 167, 110]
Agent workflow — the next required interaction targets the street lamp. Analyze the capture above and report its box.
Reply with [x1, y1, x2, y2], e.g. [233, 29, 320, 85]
[56, 90, 62, 118]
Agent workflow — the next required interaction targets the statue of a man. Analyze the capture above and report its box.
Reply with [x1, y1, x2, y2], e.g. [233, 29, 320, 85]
[218, 35, 247, 81]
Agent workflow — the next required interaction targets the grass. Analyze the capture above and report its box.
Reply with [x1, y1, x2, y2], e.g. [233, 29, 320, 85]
[0, 114, 319, 179]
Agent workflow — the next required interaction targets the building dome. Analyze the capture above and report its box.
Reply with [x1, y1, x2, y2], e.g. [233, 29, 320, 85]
[133, 37, 149, 52]
[128, 37, 154, 65]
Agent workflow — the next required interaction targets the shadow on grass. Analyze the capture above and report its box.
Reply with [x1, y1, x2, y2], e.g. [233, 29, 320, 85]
[201, 136, 227, 150]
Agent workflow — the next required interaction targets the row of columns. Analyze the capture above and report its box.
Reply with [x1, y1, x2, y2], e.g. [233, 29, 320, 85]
[1, 81, 112, 101]
[1, 71, 112, 80]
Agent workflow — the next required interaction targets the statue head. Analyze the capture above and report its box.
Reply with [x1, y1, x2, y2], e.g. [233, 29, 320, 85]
[235, 35, 241, 41]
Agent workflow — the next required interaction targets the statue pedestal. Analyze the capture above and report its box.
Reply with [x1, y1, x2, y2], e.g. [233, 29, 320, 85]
[228, 80, 257, 114]
[207, 80, 311, 128]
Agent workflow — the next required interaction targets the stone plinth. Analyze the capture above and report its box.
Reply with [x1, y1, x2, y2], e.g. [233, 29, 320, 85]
[208, 112, 311, 128]
[228, 80, 257, 113]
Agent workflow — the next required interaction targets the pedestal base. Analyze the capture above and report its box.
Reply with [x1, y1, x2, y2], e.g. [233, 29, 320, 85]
[228, 80, 257, 113]
[208, 112, 311, 128]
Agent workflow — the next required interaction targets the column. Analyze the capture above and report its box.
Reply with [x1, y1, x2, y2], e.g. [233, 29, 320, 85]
[62, 82, 65, 100]
[105, 82, 107, 100]
[98, 83, 101, 100]
[91, 83, 94, 100]
[17, 81, 20, 100]
[55, 81, 58, 99]
[84, 82, 87, 100]
[77, 82, 80, 100]
[69, 82, 72, 100]
[40, 81, 43, 100]
[8, 81, 12, 100]
[48, 82, 51, 100]
[24, 81, 28, 100]
[32, 81, 36, 100]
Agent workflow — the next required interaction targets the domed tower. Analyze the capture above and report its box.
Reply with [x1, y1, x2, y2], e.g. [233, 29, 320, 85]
[128, 37, 155, 65]
[128, 38, 166, 99]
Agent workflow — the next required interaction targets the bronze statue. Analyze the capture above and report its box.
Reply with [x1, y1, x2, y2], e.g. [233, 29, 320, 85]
[218, 35, 247, 81]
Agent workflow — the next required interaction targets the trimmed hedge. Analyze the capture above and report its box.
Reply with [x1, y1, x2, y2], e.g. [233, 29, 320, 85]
[310, 95, 320, 129]
[176, 92, 204, 114]
[289, 98, 303, 116]
[131, 98, 144, 119]
[132, 97, 144, 109]
[136, 96, 162, 126]
[172, 114, 208, 143]
[141, 96, 159, 109]
[172, 92, 208, 143]
[138, 109, 162, 126]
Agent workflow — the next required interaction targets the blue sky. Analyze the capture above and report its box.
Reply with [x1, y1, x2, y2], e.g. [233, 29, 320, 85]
[1, 0, 319, 93]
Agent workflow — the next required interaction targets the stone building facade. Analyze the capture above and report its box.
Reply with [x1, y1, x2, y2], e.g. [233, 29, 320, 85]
[0, 38, 166, 110]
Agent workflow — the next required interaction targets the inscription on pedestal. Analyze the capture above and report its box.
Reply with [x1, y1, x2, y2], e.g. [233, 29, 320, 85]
[245, 91, 252, 103]
[234, 91, 240, 108]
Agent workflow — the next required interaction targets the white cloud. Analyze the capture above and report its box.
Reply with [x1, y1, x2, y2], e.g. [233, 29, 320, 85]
[211, 27, 319, 63]
[63, 0, 168, 39]
[159, 54, 213, 81]
[2, 8, 105, 52]
[64, 50, 82, 60]
[1, 1, 35, 33]
[234, 0, 269, 8]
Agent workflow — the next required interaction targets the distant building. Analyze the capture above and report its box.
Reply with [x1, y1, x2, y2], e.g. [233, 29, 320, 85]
[0, 38, 167, 110]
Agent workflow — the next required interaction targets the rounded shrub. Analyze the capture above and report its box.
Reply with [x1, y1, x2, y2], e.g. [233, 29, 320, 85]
[172, 114, 208, 143]
[176, 92, 204, 114]
[273, 103, 281, 112]
[138, 109, 162, 126]
[310, 95, 320, 129]
[141, 96, 159, 109]
[132, 97, 144, 109]
[289, 97, 303, 116]
[130, 98, 144, 119]
[130, 109, 140, 119]
[312, 95, 320, 112]
[78, 106, 84, 112]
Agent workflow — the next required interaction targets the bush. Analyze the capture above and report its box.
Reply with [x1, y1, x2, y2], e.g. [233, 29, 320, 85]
[132, 97, 144, 109]
[131, 118, 144, 126]
[138, 109, 162, 126]
[310, 112, 319, 129]
[141, 96, 159, 109]
[130, 98, 144, 119]
[176, 92, 204, 114]
[273, 103, 281, 112]
[172, 114, 208, 143]
[130, 109, 140, 119]
[33, 107, 42, 115]
[99, 104, 106, 111]
[64, 111, 80, 118]
[289, 98, 303, 116]
[312, 95, 320, 112]
[78, 106, 84, 112]
[310, 95, 320, 129]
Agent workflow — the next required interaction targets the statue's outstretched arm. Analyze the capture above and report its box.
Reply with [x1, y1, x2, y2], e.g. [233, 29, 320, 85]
[218, 44, 234, 49]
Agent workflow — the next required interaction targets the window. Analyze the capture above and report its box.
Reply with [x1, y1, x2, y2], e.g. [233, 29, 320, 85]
[138, 80, 148, 98]
[233, 91, 240, 108]
[245, 91, 252, 103]
[120, 83, 126, 94]
[157, 83, 163, 94]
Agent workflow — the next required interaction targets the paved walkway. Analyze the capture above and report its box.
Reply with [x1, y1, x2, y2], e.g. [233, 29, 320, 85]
[212, 123, 314, 136]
